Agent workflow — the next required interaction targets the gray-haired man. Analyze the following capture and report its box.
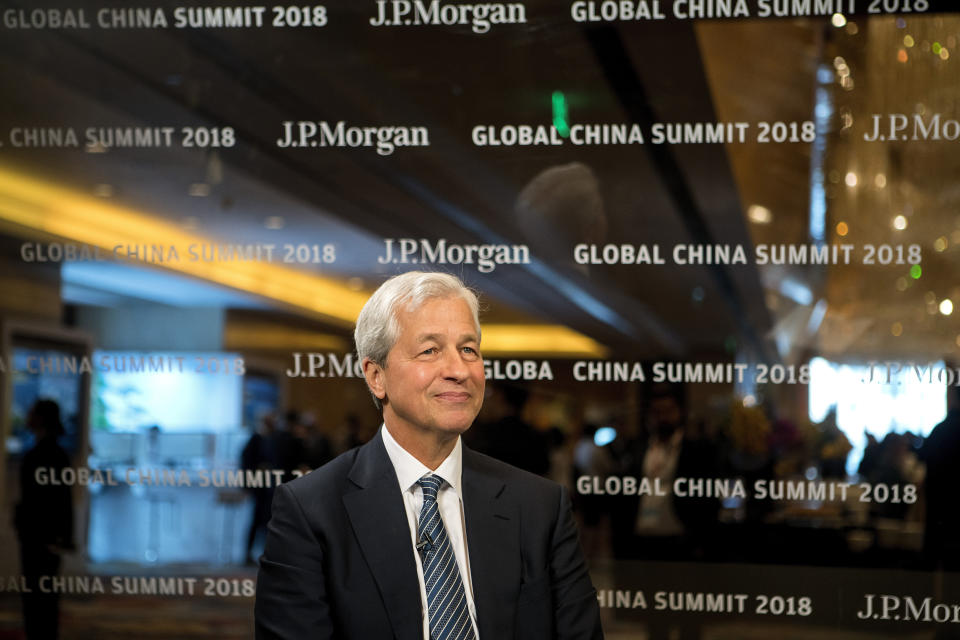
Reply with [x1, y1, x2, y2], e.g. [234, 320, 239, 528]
[255, 271, 602, 640]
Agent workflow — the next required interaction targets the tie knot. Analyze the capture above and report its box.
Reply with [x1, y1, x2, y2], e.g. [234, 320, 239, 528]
[417, 474, 444, 502]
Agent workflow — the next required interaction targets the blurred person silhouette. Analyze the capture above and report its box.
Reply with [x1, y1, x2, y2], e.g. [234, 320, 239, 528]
[816, 408, 851, 479]
[723, 402, 775, 526]
[333, 413, 368, 455]
[289, 410, 333, 472]
[145, 424, 163, 464]
[572, 424, 614, 558]
[545, 426, 572, 490]
[609, 385, 718, 640]
[920, 381, 960, 570]
[242, 413, 280, 565]
[465, 383, 549, 475]
[573, 424, 599, 479]
[858, 431, 881, 479]
[275, 410, 304, 480]
[14, 399, 74, 640]
[870, 433, 920, 518]
[611, 384, 720, 563]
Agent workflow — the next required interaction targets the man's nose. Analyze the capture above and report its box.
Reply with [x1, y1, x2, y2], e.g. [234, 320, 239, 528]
[440, 348, 469, 380]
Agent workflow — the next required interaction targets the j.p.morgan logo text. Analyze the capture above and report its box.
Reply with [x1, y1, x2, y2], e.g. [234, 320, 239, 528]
[276, 121, 429, 155]
[369, 0, 526, 33]
[857, 594, 960, 624]
[864, 113, 960, 142]
[378, 238, 530, 273]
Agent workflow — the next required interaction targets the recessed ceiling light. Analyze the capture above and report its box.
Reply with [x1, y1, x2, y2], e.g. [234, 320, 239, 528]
[747, 205, 772, 224]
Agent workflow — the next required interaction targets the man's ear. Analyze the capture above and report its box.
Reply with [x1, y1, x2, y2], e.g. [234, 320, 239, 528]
[362, 357, 387, 401]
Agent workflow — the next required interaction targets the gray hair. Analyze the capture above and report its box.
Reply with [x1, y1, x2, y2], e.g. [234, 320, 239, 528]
[355, 271, 481, 410]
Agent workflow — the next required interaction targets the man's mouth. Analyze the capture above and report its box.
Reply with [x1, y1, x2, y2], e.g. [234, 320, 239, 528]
[435, 391, 471, 402]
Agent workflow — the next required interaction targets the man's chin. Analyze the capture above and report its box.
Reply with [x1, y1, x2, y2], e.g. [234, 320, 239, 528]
[433, 410, 479, 434]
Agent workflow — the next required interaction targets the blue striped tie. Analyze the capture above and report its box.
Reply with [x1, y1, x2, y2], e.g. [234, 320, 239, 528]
[416, 475, 477, 640]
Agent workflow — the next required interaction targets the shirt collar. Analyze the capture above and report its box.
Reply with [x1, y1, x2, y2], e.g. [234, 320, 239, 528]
[381, 424, 463, 497]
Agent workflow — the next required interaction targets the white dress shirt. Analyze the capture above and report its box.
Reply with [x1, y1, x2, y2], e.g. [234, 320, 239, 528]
[381, 425, 480, 639]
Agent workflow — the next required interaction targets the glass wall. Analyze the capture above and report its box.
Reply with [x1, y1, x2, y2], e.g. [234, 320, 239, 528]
[1, 2, 959, 638]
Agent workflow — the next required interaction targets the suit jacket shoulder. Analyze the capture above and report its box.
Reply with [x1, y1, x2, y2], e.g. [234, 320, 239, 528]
[256, 433, 423, 640]
[282, 445, 362, 507]
[464, 445, 559, 492]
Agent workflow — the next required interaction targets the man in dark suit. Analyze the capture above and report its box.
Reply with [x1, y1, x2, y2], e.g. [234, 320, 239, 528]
[255, 271, 602, 640]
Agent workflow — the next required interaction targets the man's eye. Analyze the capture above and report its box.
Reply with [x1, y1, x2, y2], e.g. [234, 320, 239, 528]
[462, 347, 478, 355]
[421, 347, 437, 355]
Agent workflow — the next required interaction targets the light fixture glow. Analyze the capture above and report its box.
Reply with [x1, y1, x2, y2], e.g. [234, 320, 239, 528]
[0, 165, 373, 326]
[479, 324, 607, 357]
[594, 427, 616, 447]
[747, 204, 772, 224]
[0, 165, 608, 357]
[224, 325, 349, 351]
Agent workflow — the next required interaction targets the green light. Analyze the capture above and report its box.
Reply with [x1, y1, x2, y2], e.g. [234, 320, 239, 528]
[933, 42, 942, 54]
[552, 91, 570, 138]
[910, 264, 922, 279]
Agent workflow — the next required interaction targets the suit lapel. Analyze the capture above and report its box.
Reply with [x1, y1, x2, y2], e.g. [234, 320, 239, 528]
[343, 432, 422, 640]
[462, 447, 520, 638]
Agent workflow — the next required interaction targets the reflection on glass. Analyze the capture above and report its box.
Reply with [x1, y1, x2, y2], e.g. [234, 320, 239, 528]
[808, 357, 947, 474]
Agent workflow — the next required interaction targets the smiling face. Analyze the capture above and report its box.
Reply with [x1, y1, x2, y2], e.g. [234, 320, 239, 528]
[363, 295, 485, 447]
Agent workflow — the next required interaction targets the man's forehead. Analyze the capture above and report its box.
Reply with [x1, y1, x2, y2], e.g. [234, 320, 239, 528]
[396, 296, 480, 333]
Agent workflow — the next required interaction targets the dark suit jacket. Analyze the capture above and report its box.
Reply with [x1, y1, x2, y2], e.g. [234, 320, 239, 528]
[255, 430, 603, 640]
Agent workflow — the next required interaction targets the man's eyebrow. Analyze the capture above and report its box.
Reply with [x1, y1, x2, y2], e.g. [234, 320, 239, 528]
[414, 332, 479, 343]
